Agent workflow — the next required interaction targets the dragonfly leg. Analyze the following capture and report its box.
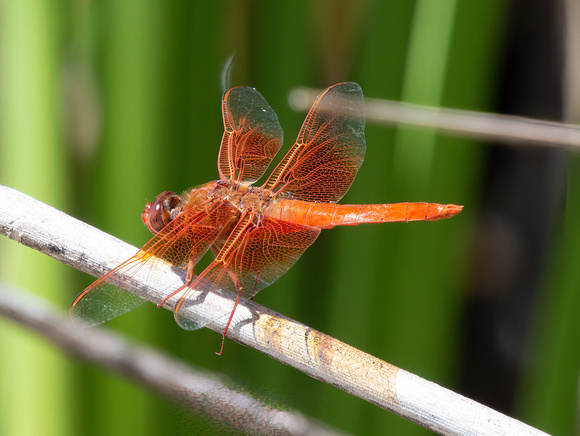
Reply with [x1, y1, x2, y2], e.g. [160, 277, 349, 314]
[217, 275, 243, 355]
[157, 258, 196, 308]
[221, 271, 258, 355]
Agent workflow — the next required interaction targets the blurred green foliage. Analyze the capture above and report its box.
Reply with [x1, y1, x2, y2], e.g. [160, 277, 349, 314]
[0, 1, 577, 435]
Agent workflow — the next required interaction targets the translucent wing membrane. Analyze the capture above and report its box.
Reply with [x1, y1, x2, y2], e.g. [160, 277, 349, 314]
[70, 199, 237, 326]
[140, 199, 235, 267]
[70, 262, 148, 326]
[218, 87, 284, 183]
[264, 82, 366, 203]
[174, 213, 320, 330]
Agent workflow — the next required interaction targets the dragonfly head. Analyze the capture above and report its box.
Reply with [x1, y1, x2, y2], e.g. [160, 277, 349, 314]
[142, 191, 182, 234]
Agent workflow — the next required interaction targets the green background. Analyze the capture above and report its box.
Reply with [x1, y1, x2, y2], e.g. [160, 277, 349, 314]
[0, 1, 577, 435]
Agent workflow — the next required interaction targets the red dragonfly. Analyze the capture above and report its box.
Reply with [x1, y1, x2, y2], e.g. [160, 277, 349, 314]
[71, 82, 462, 354]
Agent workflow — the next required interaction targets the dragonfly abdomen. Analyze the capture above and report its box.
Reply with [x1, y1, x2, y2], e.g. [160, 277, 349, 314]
[266, 199, 462, 229]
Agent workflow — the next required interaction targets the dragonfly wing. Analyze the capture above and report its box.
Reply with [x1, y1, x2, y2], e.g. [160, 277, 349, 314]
[70, 259, 148, 327]
[218, 86, 284, 183]
[264, 82, 365, 202]
[70, 200, 237, 326]
[173, 213, 320, 330]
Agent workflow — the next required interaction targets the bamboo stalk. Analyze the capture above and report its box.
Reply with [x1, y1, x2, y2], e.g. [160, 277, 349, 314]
[0, 185, 548, 436]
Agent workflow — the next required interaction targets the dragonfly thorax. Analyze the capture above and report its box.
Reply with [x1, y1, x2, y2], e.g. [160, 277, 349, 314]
[208, 179, 276, 214]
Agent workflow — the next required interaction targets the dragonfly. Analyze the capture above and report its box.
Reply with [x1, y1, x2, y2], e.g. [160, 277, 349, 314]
[70, 82, 463, 354]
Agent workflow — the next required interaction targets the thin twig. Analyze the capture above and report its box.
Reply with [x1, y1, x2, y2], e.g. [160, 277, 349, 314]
[0, 283, 345, 436]
[289, 87, 580, 150]
[0, 185, 548, 436]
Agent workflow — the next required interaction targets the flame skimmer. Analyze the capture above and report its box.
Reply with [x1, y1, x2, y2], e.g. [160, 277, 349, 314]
[71, 82, 462, 354]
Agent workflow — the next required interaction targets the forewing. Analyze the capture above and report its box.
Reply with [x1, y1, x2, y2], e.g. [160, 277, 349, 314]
[218, 87, 284, 183]
[263, 82, 365, 203]
[70, 257, 155, 326]
[70, 200, 236, 326]
[173, 213, 320, 330]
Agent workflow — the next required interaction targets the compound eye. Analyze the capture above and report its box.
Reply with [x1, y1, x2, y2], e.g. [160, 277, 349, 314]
[149, 198, 169, 232]
[142, 191, 181, 233]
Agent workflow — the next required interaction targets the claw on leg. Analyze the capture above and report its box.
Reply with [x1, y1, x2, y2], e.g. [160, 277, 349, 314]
[217, 288, 242, 356]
